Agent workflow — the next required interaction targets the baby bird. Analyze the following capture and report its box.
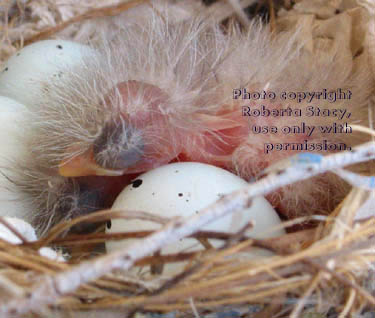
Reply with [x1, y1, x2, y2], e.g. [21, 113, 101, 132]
[8, 15, 372, 233]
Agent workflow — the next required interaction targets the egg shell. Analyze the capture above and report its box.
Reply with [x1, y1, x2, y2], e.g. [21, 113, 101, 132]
[106, 162, 284, 275]
[0, 217, 37, 243]
[0, 217, 65, 261]
[0, 40, 97, 107]
[0, 96, 27, 158]
[0, 96, 32, 220]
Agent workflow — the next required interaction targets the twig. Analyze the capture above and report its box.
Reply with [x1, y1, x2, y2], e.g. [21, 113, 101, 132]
[47, 230, 243, 246]
[226, 0, 251, 28]
[0, 217, 27, 243]
[290, 272, 323, 318]
[38, 209, 169, 247]
[1, 141, 375, 316]
[304, 258, 375, 305]
[338, 273, 356, 318]
[128, 222, 255, 317]
[268, 0, 276, 32]
[0, 274, 25, 297]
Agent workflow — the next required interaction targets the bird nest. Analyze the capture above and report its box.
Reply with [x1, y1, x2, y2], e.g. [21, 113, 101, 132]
[1, 0, 375, 317]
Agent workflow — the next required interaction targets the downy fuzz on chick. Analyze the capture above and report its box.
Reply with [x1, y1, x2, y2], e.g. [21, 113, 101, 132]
[8, 14, 373, 233]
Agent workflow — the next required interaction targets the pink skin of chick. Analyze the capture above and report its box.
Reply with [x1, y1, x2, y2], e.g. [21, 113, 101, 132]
[58, 80, 347, 219]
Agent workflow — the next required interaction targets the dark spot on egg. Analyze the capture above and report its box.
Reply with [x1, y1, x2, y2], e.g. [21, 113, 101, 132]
[175, 220, 184, 228]
[152, 192, 155, 196]
[4, 67, 8, 72]
[175, 170, 179, 173]
[132, 179, 143, 188]
[57, 44, 63, 49]
[16, 53, 20, 56]
[185, 199, 189, 202]
[195, 211, 199, 214]
[58, 71, 63, 78]
[178, 193, 183, 197]
[107, 220, 112, 229]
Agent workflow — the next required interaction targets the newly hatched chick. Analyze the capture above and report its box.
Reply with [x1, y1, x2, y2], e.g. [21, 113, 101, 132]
[9, 15, 372, 233]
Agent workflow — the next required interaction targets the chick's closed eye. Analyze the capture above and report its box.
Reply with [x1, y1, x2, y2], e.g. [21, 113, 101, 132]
[93, 117, 144, 171]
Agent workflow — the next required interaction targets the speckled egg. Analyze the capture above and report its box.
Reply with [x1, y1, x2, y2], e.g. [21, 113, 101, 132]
[0, 96, 31, 220]
[106, 162, 285, 276]
[0, 40, 98, 107]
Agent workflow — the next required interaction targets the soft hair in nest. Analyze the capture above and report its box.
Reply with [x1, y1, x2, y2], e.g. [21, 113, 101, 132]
[7, 14, 373, 233]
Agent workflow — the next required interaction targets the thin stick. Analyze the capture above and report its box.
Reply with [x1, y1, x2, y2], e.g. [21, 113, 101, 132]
[338, 273, 356, 318]
[268, 0, 276, 32]
[0, 217, 27, 243]
[226, 0, 251, 28]
[304, 259, 375, 305]
[290, 272, 323, 318]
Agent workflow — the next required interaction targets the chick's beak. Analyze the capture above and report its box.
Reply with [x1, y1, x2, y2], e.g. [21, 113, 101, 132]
[58, 147, 124, 177]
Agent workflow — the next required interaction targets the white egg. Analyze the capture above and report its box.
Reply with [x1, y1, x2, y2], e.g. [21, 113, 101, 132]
[0, 40, 97, 107]
[106, 162, 285, 276]
[0, 96, 31, 220]
[0, 217, 37, 243]
[0, 217, 65, 261]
